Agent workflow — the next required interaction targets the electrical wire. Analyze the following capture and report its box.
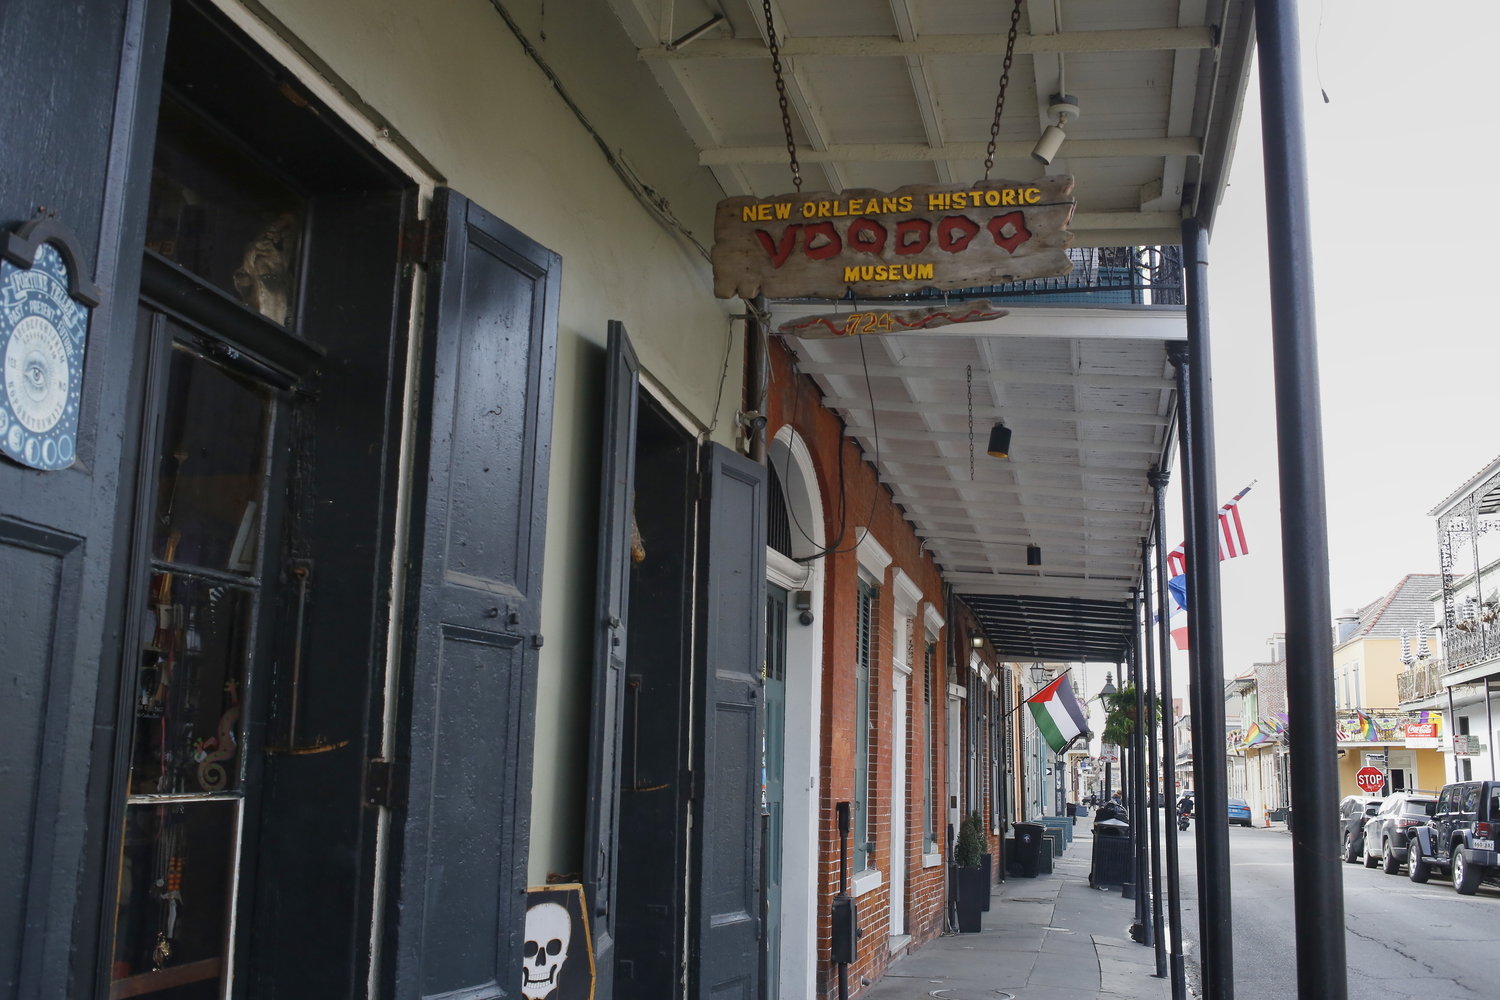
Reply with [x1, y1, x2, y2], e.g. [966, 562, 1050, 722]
[486, 0, 713, 262]
[705, 314, 738, 437]
[779, 325, 882, 564]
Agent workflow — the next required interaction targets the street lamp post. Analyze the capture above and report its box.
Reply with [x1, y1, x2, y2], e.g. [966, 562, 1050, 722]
[1099, 671, 1117, 801]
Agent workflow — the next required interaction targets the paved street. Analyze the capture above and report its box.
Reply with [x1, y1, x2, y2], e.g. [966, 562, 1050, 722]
[1178, 822, 1498, 998]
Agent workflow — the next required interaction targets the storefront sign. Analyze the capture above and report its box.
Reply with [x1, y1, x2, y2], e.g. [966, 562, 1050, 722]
[777, 299, 1008, 338]
[712, 177, 1076, 300]
[523, 884, 595, 1000]
[1, 215, 101, 471]
[1404, 720, 1440, 748]
[1098, 743, 1120, 763]
[1355, 766, 1386, 794]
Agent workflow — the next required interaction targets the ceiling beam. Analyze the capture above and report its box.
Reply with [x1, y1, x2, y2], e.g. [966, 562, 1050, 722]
[909, 515, 1147, 537]
[870, 453, 1146, 479]
[825, 397, 1170, 426]
[799, 362, 1173, 389]
[891, 494, 1152, 520]
[638, 26, 1215, 60]
[845, 424, 1163, 453]
[700, 137, 1202, 165]
[881, 476, 1151, 503]
[887, 0, 952, 182]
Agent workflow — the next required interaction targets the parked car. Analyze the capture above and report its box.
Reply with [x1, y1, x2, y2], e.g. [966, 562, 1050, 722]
[1363, 791, 1438, 873]
[1339, 795, 1381, 863]
[1228, 798, 1253, 827]
[1408, 781, 1500, 894]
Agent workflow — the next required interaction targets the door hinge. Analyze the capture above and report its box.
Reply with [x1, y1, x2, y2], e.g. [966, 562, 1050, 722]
[365, 759, 408, 809]
[683, 769, 696, 801]
[401, 217, 444, 265]
[697, 470, 712, 500]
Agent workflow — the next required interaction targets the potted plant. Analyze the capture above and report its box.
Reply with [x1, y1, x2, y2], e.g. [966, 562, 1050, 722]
[951, 812, 988, 932]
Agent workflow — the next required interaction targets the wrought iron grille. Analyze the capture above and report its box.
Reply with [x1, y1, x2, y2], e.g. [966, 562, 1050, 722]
[1436, 466, 1500, 671]
[868, 244, 1184, 305]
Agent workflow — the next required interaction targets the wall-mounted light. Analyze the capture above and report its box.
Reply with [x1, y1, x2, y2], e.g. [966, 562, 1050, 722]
[1029, 662, 1050, 685]
[970, 632, 985, 650]
[1027, 544, 1042, 566]
[1031, 94, 1080, 166]
[986, 421, 1012, 458]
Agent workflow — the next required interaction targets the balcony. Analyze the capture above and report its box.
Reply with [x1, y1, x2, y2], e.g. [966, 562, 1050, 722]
[842, 245, 1185, 306]
[1397, 660, 1445, 705]
[1440, 620, 1500, 672]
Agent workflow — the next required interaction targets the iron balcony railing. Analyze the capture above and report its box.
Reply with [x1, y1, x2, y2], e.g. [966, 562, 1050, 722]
[1440, 621, 1500, 673]
[1397, 660, 1445, 705]
[851, 245, 1185, 306]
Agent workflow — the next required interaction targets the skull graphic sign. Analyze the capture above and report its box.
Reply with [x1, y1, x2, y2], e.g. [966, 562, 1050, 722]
[522, 884, 594, 1000]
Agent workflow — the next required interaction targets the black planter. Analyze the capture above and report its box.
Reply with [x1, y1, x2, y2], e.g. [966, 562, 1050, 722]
[980, 853, 993, 910]
[951, 865, 987, 932]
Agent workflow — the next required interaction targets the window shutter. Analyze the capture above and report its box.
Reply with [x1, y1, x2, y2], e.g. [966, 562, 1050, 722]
[691, 444, 766, 1000]
[582, 321, 640, 1000]
[388, 188, 559, 1000]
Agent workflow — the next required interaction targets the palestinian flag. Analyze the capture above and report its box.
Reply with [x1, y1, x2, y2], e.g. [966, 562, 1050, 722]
[1026, 674, 1090, 754]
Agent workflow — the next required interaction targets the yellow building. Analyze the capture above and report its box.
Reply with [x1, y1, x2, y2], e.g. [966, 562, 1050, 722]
[1333, 575, 1447, 795]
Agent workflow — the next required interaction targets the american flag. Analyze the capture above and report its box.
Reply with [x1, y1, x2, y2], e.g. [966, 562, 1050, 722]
[1164, 483, 1255, 580]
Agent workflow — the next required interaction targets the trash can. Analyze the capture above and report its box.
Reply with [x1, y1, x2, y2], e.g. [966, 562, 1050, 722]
[1091, 818, 1132, 889]
[1013, 823, 1045, 878]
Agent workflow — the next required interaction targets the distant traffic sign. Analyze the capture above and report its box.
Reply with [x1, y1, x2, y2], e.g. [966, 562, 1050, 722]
[1355, 767, 1386, 794]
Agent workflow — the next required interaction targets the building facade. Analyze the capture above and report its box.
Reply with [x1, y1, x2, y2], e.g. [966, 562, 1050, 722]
[0, 1, 1258, 999]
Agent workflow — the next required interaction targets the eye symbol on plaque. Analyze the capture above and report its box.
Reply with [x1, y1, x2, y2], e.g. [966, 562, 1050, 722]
[1, 216, 99, 471]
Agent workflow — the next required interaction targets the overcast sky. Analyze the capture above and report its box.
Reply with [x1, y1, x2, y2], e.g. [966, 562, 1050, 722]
[1150, 0, 1500, 685]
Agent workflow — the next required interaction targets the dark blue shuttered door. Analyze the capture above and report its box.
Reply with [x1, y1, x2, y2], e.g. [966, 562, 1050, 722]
[693, 444, 766, 1000]
[391, 188, 559, 1000]
[583, 321, 640, 1000]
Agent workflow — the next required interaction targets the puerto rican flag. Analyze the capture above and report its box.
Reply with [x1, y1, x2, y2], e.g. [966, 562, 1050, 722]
[1165, 483, 1255, 649]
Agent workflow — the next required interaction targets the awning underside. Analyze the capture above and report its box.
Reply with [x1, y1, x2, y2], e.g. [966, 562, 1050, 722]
[962, 592, 1134, 662]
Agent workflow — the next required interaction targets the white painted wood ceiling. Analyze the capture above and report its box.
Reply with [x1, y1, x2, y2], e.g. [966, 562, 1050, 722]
[605, 0, 1254, 605]
[772, 317, 1175, 600]
[611, 0, 1254, 248]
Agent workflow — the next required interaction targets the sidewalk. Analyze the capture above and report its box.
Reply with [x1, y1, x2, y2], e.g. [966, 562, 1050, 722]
[864, 828, 1172, 1000]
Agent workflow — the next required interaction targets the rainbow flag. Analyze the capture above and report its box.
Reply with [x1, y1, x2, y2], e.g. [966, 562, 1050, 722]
[1243, 722, 1274, 747]
[1354, 709, 1377, 742]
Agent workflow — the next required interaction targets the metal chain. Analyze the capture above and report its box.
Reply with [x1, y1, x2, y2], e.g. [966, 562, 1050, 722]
[762, 0, 802, 191]
[966, 364, 975, 481]
[983, 0, 1025, 180]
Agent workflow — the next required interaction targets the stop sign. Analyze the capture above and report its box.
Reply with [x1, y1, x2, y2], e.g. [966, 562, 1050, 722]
[1355, 767, 1385, 794]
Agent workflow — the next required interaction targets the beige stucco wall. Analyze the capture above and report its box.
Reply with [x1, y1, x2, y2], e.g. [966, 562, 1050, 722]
[1333, 636, 1405, 709]
[250, 0, 738, 882]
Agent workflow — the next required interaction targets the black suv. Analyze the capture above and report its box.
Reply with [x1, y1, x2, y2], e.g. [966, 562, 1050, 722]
[1338, 795, 1381, 864]
[1407, 781, 1500, 894]
[1363, 791, 1438, 873]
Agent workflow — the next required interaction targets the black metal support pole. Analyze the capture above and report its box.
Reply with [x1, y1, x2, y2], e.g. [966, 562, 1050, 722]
[1181, 216, 1234, 1000]
[1151, 468, 1188, 1000]
[1130, 605, 1151, 939]
[1254, 2, 1348, 997]
[1168, 343, 1212, 989]
[1143, 551, 1168, 976]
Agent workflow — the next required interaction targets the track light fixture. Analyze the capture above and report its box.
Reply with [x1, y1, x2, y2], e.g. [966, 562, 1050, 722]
[986, 421, 1012, 458]
[1031, 94, 1080, 166]
[1027, 544, 1042, 566]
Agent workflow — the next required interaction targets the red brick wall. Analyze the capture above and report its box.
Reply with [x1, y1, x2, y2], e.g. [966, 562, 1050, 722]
[763, 336, 951, 997]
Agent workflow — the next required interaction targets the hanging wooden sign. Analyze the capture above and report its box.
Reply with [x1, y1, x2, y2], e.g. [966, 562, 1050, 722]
[777, 299, 1008, 339]
[712, 176, 1075, 300]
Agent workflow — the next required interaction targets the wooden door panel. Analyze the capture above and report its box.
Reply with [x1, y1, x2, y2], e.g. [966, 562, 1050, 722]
[391, 188, 559, 1000]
